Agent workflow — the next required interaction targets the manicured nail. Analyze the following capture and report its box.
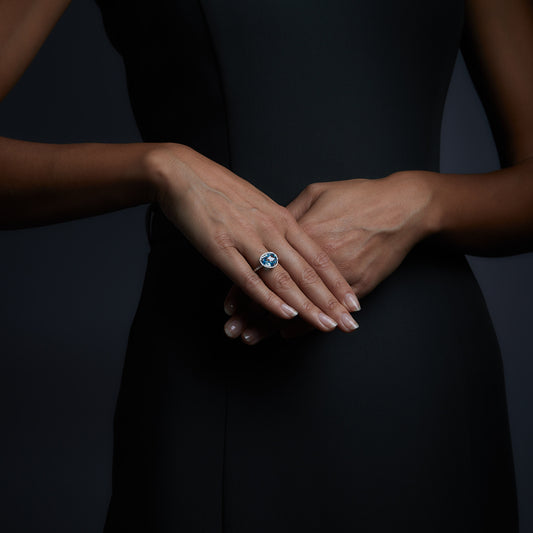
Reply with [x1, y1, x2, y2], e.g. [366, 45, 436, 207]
[224, 300, 236, 316]
[224, 318, 242, 338]
[345, 293, 361, 312]
[341, 313, 359, 331]
[242, 329, 259, 345]
[281, 303, 298, 318]
[318, 312, 337, 330]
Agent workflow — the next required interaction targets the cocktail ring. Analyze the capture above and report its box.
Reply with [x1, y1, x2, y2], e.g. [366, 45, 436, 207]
[254, 251, 279, 272]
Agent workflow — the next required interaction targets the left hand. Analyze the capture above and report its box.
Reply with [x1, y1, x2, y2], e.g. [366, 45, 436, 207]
[223, 170, 437, 344]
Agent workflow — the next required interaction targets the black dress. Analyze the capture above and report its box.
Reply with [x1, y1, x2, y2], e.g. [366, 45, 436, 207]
[95, 0, 519, 531]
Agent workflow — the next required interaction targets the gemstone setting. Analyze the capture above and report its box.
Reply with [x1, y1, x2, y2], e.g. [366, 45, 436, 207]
[259, 251, 279, 269]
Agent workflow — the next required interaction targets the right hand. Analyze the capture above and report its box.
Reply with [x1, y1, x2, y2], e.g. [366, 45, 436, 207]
[145, 143, 360, 334]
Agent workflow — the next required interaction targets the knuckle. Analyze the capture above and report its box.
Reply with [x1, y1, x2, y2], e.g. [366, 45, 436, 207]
[263, 290, 276, 308]
[301, 300, 314, 313]
[243, 271, 262, 292]
[299, 267, 320, 286]
[311, 251, 331, 270]
[273, 270, 292, 291]
[304, 182, 320, 195]
[302, 183, 313, 197]
[333, 277, 348, 293]
[325, 298, 338, 312]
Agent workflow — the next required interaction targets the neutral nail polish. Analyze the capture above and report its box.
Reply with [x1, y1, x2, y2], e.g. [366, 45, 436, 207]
[345, 293, 361, 312]
[224, 301, 236, 316]
[341, 313, 359, 331]
[318, 312, 337, 330]
[242, 330, 258, 345]
[224, 319, 242, 338]
[281, 303, 299, 318]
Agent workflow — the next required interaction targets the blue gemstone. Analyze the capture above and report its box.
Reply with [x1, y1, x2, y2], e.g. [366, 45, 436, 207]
[260, 251, 278, 269]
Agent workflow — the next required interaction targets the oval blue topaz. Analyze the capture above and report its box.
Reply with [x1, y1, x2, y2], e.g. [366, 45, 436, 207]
[259, 251, 278, 269]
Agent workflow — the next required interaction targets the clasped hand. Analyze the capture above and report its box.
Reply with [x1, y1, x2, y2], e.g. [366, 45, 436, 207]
[150, 144, 435, 344]
[222, 171, 436, 344]
[151, 143, 361, 334]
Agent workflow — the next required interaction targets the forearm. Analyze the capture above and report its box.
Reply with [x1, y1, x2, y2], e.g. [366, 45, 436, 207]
[422, 158, 533, 256]
[0, 136, 166, 229]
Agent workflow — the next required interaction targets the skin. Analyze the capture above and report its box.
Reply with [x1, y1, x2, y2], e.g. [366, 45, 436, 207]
[150, 143, 361, 332]
[223, 172, 435, 342]
[0, 0, 359, 335]
[222, 0, 533, 344]
[0, 0, 532, 344]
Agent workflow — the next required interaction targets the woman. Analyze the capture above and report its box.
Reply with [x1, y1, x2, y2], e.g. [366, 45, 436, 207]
[1, 0, 532, 531]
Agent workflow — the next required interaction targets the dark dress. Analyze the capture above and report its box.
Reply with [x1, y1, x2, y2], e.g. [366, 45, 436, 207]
[95, 0, 519, 531]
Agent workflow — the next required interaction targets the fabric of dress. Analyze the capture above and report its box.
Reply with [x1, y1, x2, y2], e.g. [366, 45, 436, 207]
[95, 0, 519, 531]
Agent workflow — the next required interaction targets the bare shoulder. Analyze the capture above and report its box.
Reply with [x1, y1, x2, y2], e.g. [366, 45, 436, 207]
[0, 0, 72, 101]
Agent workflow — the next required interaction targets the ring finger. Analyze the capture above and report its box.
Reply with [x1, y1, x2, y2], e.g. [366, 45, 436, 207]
[251, 244, 358, 333]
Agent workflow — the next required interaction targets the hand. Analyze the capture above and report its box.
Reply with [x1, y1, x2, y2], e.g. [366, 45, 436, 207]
[146, 143, 361, 333]
[223, 171, 436, 344]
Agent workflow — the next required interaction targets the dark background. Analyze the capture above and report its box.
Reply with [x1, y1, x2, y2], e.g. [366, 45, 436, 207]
[0, 1, 531, 531]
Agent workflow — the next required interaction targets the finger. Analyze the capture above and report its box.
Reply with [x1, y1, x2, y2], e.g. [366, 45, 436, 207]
[234, 240, 342, 333]
[285, 224, 361, 313]
[214, 244, 300, 321]
[224, 282, 279, 318]
[217, 236, 355, 334]
[224, 311, 246, 339]
[241, 313, 282, 346]
[224, 296, 279, 345]
[264, 237, 360, 332]
[254, 261, 340, 332]
[223, 284, 245, 316]
[224, 293, 265, 339]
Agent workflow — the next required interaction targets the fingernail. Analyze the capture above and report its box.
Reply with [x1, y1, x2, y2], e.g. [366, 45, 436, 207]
[242, 329, 259, 345]
[224, 318, 242, 339]
[341, 313, 359, 331]
[224, 301, 236, 316]
[345, 293, 361, 312]
[281, 303, 298, 318]
[318, 312, 337, 330]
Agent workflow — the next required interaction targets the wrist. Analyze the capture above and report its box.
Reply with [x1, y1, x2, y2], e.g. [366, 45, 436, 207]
[141, 142, 193, 206]
[391, 169, 444, 240]
[416, 170, 445, 238]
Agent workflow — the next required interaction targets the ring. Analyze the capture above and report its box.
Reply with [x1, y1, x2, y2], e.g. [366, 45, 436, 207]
[254, 251, 279, 272]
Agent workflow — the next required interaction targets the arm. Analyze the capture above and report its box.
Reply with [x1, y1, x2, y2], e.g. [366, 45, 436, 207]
[0, 137, 161, 229]
[423, 0, 533, 257]
[0, 0, 161, 229]
[0, 0, 359, 332]
[222, 0, 533, 343]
